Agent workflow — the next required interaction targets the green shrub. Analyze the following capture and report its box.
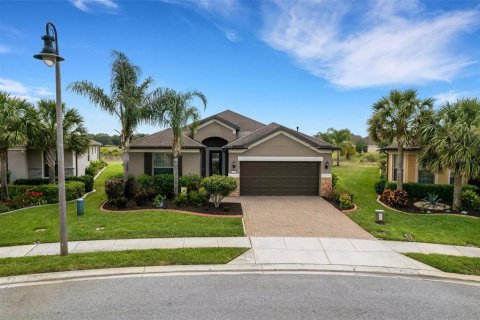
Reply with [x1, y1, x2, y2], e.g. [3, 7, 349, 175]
[8, 182, 85, 204]
[380, 189, 408, 208]
[13, 178, 49, 186]
[385, 182, 478, 203]
[332, 173, 338, 189]
[105, 179, 124, 201]
[85, 159, 108, 176]
[202, 175, 237, 208]
[172, 193, 188, 207]
[151, 174, 174, 198]
[338, 192, 354, 210]
[0, 204, 9, 213]
[66, 175, 94, 192]
[374, 178, 387, 195]
[180, 174, 203, 192]
[188, 188, 210, 207]
[462, 190, 480, 210]
[134, 190, 149, 206]
[114, 197, 128, 209]
[137, 174, 153, 191]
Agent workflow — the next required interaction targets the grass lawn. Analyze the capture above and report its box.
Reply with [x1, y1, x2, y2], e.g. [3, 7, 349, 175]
[0, 163, 244, 247]
[405, 253, 480, 276]
[0, 248, 248, 277]
[333, 165, 480, 247]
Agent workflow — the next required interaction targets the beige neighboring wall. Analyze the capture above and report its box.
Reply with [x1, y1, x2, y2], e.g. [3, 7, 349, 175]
[406, 154, 416, 183]
[194, 121, 237, 143]
[129, 152, 144, 177]
[27, 149, 43, 178]
[182, 152, 201, 175]
[7, 149, 28, 181]
[436, 170, 449, 184]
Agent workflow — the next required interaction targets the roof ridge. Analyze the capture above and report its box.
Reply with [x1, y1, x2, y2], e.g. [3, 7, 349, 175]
[131, 128, 169, 144]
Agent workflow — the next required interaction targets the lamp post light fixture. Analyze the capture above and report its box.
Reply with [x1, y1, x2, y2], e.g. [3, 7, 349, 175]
[34, 22, 68, 256]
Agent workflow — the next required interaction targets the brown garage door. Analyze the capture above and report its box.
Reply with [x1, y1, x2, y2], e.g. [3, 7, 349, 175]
[240, 161, 319, 196]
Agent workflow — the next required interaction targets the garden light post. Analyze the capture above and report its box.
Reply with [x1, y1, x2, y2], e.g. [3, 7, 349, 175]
[34, 22, 68, 256]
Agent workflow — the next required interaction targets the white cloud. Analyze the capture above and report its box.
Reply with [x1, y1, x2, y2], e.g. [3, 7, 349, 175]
[214, 24, 240, 42]
[0, 78, 27, 94]
[34, 87, 53, 96]
[262, 0, 480, 88]
[434, 90, 473, 104]
[0, 78, 52, 102]
[161, 0, 239, 17]
[70, 0, 118, 13]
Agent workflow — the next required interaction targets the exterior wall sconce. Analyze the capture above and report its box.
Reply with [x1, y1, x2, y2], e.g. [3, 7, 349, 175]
[324, 161, 329, 169]
[231, 160, 237, 174]
[375, 209, 385, 223]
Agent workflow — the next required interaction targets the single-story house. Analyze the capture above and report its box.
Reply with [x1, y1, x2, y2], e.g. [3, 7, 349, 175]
[7, 140, 102, 182]
[384, 145, 454, 185]
[129, 110, 337, 196]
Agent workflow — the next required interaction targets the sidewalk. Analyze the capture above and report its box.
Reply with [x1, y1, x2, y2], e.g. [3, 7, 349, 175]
[1, 237, 479, 270]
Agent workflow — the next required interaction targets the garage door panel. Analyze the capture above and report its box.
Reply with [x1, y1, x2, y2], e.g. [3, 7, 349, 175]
[240, 161, 319, 196]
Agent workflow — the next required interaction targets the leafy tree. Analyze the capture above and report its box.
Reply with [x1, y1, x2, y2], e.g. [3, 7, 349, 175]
[368, 89, 434, 190]
[340, 141, 356, 160]
[149, 89, 207, 196]
[0, 92, 32, 200]
[316, 128, 351, 166]
[31, 100, 89, 184]
[418, 98, 480, 210]
[69, 51, 158, 193]
[354, 140, 367, 154]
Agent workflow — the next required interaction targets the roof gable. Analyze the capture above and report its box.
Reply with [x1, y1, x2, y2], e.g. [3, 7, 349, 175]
[131, 128, 205, 149]
[198, 110, 265, 132]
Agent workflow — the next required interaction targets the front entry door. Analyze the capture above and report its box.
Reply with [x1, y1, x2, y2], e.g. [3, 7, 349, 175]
[209, 150, 223, 176]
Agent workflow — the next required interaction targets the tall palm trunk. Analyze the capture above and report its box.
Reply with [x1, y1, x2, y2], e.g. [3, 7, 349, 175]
[45, 148, 57, 184]
[172, 140, 180, 197]
[122, 137, 131, 197]
[0, 149, 9, 201]
[336, 150, 340, 166]
[452, 173, 463, 211]
[397, 144, 404, 190]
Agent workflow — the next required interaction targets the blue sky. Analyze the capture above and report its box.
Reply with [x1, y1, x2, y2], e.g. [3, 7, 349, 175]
[1, 0, 480, 137]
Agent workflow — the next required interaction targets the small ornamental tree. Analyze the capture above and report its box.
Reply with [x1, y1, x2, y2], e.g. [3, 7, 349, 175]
[202, 175, 238, 208]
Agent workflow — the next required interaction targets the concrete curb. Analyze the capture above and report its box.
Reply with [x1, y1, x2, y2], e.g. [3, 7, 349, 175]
[1, 264, 479, 288]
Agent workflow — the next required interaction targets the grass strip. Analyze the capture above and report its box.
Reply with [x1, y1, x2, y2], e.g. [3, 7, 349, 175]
[0, 163, 244, 247]
[333, 165, 480, 247]
[0, 247, 248, 277]
[405, 253, 480, 276]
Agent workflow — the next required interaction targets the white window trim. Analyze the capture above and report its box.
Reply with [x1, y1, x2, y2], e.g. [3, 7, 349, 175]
[238, 156, 323, 162]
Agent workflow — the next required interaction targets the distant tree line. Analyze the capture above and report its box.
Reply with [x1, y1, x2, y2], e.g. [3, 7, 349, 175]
[88, 133, 148, 146]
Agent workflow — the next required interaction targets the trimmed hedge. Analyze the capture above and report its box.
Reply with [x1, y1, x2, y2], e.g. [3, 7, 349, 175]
[66, 175, 94, 192]
[136, 174, 174, 198]
[7, 181, 85, 204]
[384, 181, 479, 202]
[85, 159, 108, 176]
[13, 178, 49, 186]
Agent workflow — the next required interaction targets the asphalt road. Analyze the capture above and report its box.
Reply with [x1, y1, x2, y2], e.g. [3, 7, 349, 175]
[1, 274, 479, 320]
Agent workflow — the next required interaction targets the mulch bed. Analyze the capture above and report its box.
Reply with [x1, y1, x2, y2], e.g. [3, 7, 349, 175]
[380, 198, 480, 218]
[103, 199, 243, 216]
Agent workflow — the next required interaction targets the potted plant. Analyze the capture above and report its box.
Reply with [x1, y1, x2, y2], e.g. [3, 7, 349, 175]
[153, 194, 166, 208]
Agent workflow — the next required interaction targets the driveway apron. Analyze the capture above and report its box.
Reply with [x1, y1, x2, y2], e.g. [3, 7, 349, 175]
[237, 196, 374, 239]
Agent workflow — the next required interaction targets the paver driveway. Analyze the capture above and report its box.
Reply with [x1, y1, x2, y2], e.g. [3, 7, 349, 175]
[237, 196, 374, 239]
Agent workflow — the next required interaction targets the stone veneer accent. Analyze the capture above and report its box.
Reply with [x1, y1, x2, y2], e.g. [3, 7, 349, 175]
[320, 177, 333, 196]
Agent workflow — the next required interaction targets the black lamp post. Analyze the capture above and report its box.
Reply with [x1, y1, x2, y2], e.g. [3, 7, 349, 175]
[34, 22, 68, 256]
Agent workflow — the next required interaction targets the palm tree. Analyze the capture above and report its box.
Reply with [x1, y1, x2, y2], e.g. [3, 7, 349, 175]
[0, 92, 32, 201]
[31, 100, 89, 184]
[368, 89, 434, 190]
[316, 128, 351, 166]
[150, 89, 207, 196]
[69, 51, 156, 192]
[418, 98, 480, 210]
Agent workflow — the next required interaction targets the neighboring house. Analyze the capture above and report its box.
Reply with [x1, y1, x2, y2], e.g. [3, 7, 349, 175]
[366, 137, 378, 153]
[7, 140, 102, 182]
[384, 145, 454, 185]
[129, 110, 337, 196]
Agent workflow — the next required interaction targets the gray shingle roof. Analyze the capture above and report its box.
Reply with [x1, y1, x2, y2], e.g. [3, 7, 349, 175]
[198, 110, 265, 132]
[224, 122, 337, 150]
[383, 144, 419, 151]
[89, 140, 102, 146]
[131, 128, 205, 149]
